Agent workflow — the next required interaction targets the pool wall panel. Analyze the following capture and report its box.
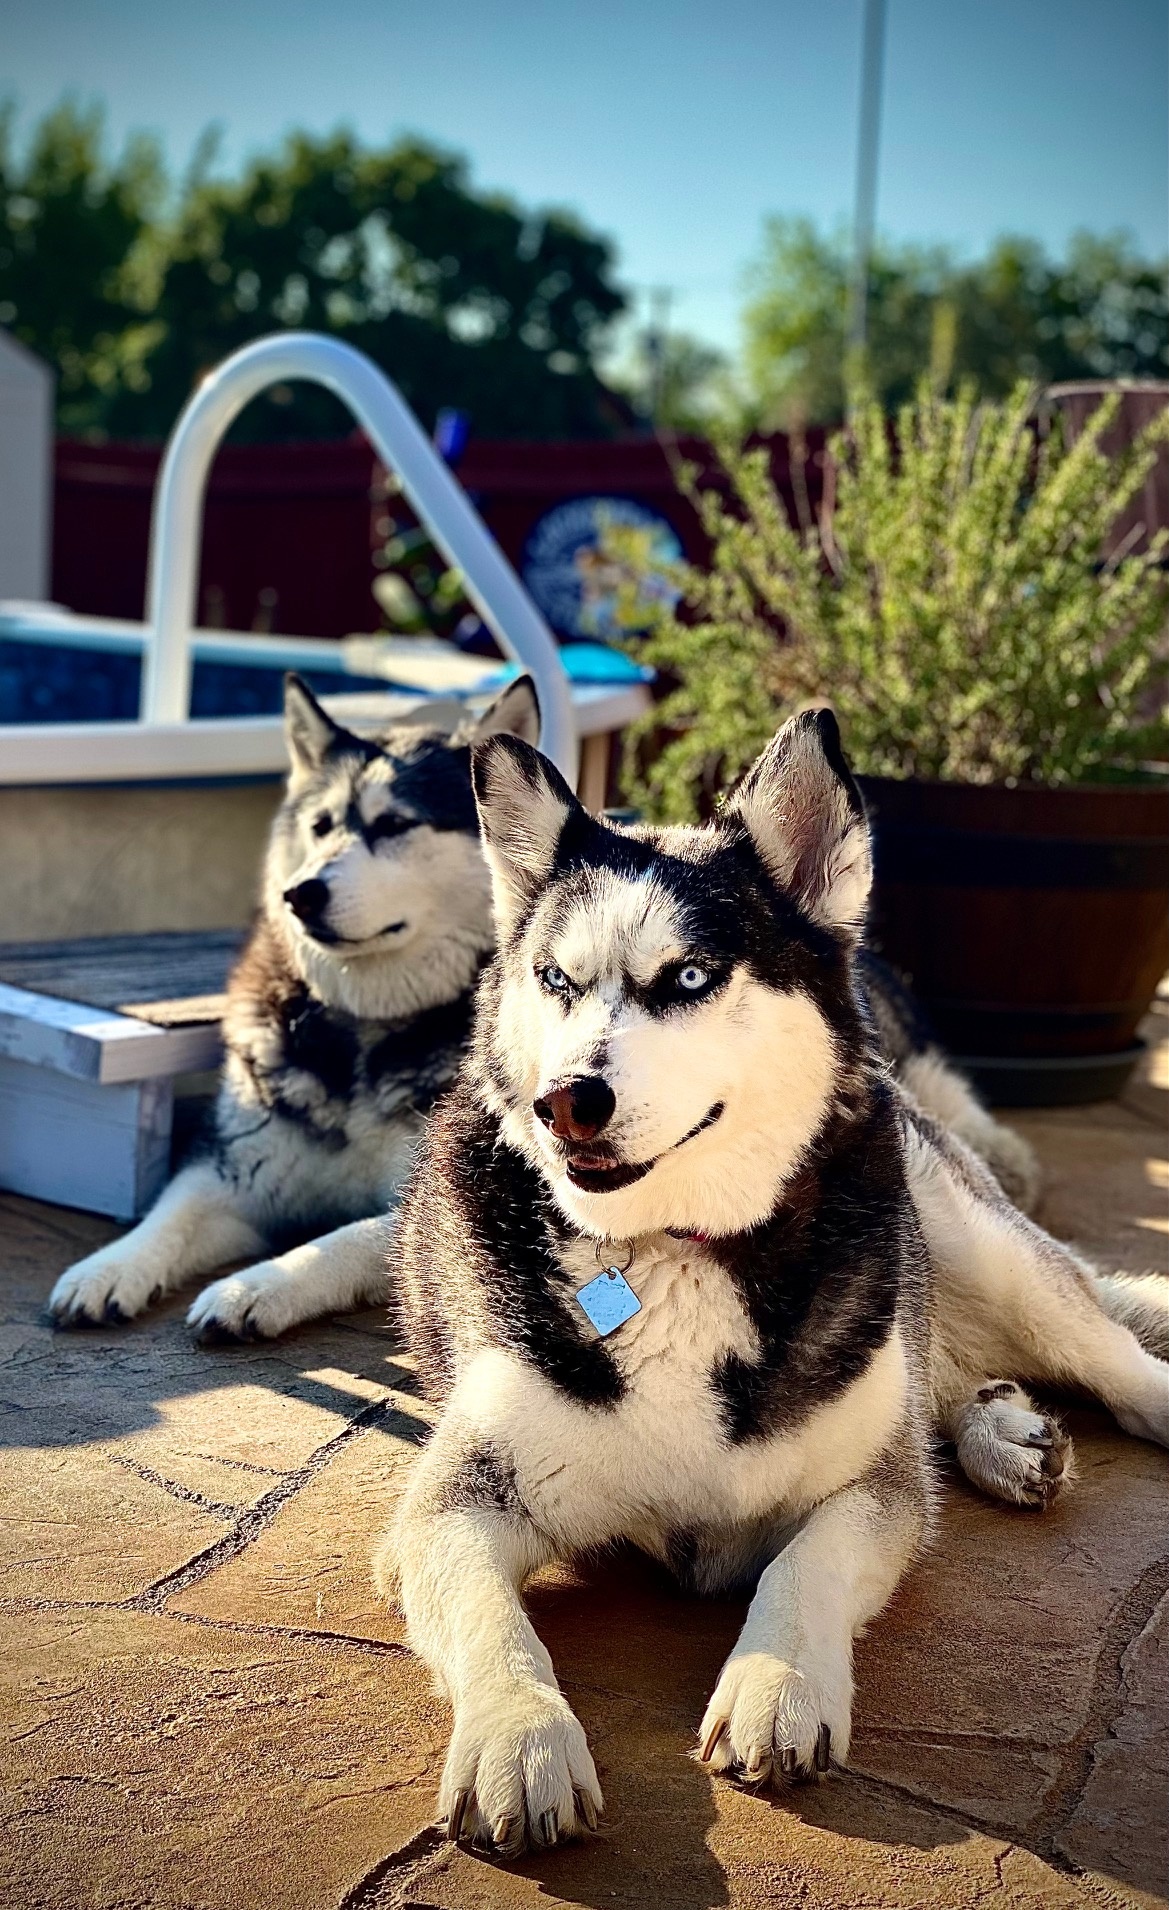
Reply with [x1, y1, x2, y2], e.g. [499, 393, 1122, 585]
[0, 782, 281, 942]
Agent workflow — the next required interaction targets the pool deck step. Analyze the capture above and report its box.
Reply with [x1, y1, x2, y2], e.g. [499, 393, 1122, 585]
[0, 929, 240, 1024]
[0, 932, 239, 1219]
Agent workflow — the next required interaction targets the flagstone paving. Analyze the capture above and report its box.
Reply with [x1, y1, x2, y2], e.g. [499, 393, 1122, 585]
[1, 1005, 1166, 1909]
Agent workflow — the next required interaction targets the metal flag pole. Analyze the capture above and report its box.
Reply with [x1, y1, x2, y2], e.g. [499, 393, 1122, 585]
[847, 0, 889, 356]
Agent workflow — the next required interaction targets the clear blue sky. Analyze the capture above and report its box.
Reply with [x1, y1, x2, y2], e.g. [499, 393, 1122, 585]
[4, 0, 1166, 352]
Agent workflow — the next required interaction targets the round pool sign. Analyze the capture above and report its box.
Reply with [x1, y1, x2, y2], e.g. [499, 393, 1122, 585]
[521, 496, 683, 640]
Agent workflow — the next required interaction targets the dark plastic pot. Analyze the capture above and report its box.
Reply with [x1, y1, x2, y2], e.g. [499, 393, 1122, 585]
[857, 776, 1169, 1106]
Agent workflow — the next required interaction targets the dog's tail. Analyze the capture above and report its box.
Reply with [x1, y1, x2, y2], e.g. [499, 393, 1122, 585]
[899, 1046, 1042, 1215]
[859, 951, 1041, 1214]
[1093, 1271, 1169, 1360]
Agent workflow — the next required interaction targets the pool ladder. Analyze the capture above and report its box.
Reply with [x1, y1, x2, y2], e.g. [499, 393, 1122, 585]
[141, 332, 577, 778]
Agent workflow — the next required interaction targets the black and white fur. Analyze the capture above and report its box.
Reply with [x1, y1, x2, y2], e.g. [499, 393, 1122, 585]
[47, 672, 540, 1340]
[857, 949, 1040, 1214]
[378, 711, 1169, 1858]
[46, 675, 1034, 1344]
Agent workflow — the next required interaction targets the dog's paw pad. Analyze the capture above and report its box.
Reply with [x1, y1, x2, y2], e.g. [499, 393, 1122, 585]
[697, 1651, 850, 1787]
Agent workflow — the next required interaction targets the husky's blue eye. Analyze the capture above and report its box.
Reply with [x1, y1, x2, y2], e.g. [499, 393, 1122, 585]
[312, 812, 333, 838]
[540, 964, 569, 993]
[677, 964, 709, 992]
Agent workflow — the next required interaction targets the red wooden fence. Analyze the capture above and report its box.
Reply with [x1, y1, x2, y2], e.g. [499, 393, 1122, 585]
[55, 388, 1161, 647]
[50, 431, 828, 643]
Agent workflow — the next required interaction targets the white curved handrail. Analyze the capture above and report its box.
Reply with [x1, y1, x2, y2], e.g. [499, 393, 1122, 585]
[141, 332, 577, 777]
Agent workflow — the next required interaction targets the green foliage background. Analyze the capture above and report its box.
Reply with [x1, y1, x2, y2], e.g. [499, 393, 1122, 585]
[0, 101, 628, 440]
[741, 217, 1169, 429]
[4, 102, 1167, 445]
[614, 383, 1169, 811]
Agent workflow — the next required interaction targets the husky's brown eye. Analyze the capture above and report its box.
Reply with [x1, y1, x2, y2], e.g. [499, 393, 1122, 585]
[312, 812, 333, 838]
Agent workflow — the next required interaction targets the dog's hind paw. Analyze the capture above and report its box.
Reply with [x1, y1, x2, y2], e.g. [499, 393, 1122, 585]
[439, 1684, 602, 1858]
[187, 1264, 298, 1343]
[954, 1382, 1073, 1509]
[697, 1649, 850, 1787]
[48, 1248, 161, 1328]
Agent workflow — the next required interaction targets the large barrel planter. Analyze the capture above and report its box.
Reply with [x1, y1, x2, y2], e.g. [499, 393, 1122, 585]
[857, 776, 1169, 1106]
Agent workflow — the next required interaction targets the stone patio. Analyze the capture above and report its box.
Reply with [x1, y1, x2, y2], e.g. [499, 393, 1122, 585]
[2, 1004, 1166, 1910]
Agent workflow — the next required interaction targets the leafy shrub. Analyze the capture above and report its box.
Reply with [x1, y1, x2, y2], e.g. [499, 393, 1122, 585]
[614, 381, 1169, 818]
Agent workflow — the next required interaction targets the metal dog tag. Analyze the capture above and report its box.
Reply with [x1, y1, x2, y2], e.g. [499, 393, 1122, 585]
[575, 1266, 641, 1338]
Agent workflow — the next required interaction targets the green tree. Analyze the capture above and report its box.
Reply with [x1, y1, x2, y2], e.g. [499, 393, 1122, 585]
[949, 232, 1169, 395]
[2, 104, 630, 441]
[138, 130, 627, 441]
[742, 218, 1169, 429]
[611, 326, 731, 434]
[0, 99, 164, 432]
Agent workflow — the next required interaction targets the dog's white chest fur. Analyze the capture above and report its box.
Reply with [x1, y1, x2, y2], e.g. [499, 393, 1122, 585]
[455, 1237, 909, 1555]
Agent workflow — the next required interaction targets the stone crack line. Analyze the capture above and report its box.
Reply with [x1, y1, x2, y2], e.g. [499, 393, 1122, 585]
[1035, 1553, 1169, 1861]
[853, 1724, 1057, 1749]
[126, 1395, 413, 1613]
[846, 1554, 1169, 1877]
[155, 1604, 412, 1660]
[101, 1452, 240, 1520]
[843, 1767, 1029, 1852]
[0, 1589, 412, 1661]
[1117, 1091, 1168, 1132]
[178, 1449, 287, 1478]
[336, 1823, 450, 1910]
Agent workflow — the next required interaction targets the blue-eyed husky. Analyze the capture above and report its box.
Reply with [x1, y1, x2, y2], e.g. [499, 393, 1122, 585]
[379, 710, 1168, 1858]
[48, 671, 1036, 1345]
[48, 671, 540, 1339]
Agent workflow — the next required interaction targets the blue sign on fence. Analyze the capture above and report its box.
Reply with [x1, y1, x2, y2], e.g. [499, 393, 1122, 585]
[521, 496, 682, 640]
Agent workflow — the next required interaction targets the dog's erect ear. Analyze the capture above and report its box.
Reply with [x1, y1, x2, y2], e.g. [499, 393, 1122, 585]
[468, 673, 541, 747]
[472, 733, 578, 937]
[283, 673, 356, 782]
[726, 708, 872, 935]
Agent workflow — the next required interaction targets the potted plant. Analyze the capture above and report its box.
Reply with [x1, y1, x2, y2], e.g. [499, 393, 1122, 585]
[613, 380, 1169, 1104]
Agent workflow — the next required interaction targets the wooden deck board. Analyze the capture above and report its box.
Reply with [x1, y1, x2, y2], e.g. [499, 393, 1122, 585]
[0, 932, 234, 1217]
[0, 931, 241, 1027]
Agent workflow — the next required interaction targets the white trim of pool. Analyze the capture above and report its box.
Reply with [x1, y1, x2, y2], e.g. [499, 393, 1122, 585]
[0, 682, 649, 786]
[0, 599, 650, 786]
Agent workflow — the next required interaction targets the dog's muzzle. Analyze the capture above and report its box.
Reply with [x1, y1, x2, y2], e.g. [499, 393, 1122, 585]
[536, 1095, 726, 1194]
[283, 879, 407, 946]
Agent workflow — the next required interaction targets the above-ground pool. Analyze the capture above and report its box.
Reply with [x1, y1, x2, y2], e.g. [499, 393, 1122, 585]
[0, 610, 399, 723]
[0, 607, 651, 724]
[0, 603, 652, 943]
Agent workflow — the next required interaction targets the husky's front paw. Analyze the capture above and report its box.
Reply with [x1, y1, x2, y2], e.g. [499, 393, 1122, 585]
[954, 1382, 1073, 1509]
[48, 1244, 159, 1327]
[440, 1684, 603, 1857]
[186, 1264, 298, 1343]
[698, 1649, 850, 1785]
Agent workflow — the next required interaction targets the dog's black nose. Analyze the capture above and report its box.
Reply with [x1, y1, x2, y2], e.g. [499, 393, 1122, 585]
[534, 1076, 616, 1143]
[284, 878, 329, 925]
